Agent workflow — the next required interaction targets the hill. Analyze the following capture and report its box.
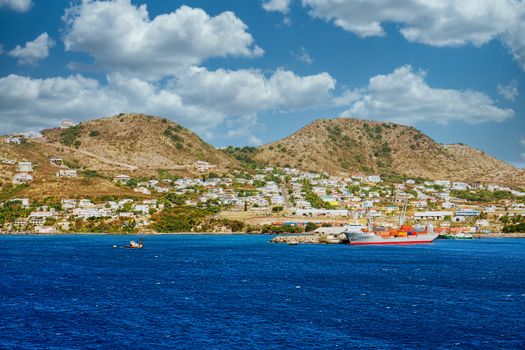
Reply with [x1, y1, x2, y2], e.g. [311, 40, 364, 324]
[0, 113, 239, 199]
[42, 113, 238, 174]
[253, 118, 525, 187]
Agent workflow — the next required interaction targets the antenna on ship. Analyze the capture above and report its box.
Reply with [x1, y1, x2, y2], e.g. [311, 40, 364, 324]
[399, 198, 408, 227]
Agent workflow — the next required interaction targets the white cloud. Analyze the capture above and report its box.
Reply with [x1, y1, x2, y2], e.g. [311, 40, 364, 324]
[63, 1, 263, 79]
[262, 0, 291, 13]
[302, 0, 525, 70]
[0, 0, 31, 12]
[8, 32, 54, 65]
[0, 68, 335, 142]
[173, 67, 335, 115]
[341, 65, 514, 125]
[292, 47, 313, 64]
[520, 137, 525, 147]
[497, 80, 519, 101]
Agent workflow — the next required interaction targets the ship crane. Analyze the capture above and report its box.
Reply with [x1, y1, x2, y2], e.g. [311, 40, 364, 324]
[399, 198, 408, 227]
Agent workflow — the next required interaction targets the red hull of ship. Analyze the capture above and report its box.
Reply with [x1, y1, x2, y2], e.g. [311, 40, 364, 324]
[350, 240, 434, 245]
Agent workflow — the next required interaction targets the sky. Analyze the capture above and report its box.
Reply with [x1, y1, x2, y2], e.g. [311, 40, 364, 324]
[0, 0, 524, 167]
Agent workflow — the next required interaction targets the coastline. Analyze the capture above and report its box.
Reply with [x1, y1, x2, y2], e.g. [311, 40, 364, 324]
[2, 231, 525, 238]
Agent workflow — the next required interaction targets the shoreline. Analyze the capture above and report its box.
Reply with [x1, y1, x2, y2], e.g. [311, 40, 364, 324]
[1, 231, 525, 238]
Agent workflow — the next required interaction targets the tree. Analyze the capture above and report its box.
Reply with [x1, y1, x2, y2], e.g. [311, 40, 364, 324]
[305, 222, 318, 232]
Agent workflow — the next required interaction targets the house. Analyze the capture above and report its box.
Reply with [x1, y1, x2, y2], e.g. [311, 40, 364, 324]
[60, 119, 76, 129]
[434, 180, 451, 187]
[194, 161, 216, 172]
[49, 157, 64, 166]
[12, 173, 33, 184]
[132, 204, 150, 214]
[78, 199, 94, 207]
[452, 182, 469, 191]
[22, 131, 43, 139]
[13, 218, 28, 227]
[455, 209, 481, 217]
[114, 174, 131, 183]
[4, 136, 23, 144]
[61, 199, 78, 209]
[17, 161, 33, 172]
[366, 175, 382, 183]
[9, 198, 30, 207]
[414, 211, 453, 220]
[56, 169, 78, 178]
[73, 208, 101, 219]
[413, 201, 428, 208]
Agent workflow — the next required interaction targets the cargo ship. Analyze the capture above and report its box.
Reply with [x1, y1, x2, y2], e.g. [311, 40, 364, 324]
[345, 229, 438, 245]
[344, 200, 438, 245]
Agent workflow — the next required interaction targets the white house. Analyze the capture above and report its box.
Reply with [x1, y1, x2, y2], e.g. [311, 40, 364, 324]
[61, 199, 78, 209]
[17, 162, 33, 172]
[414, 211, 453, 220]
[9, 198, 30, 207]
[12, 173, 33, 184]
[49, 157, 63, 166]
[194, 161, 216, 172]
[434, 180, 451, 187]
[367, 175, 382, 183]
[114, 174, 131, 183]
[60, 119, 76, 129]
[4, 136, 23, 144]
[452, 182, 469, 191]
[56, 169, 77, 178]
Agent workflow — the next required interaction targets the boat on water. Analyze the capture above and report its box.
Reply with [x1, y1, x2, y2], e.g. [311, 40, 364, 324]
[113, 238, 144, 249]
[439, 233, 473, 240]
[344, 200, 438, 245]
[345, 230, 438, 245]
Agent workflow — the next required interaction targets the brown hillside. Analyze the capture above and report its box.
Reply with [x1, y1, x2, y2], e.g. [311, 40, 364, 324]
[254, 118, 525, 187]
[0, 113, 239, 199]
[42, 113, 239, 175]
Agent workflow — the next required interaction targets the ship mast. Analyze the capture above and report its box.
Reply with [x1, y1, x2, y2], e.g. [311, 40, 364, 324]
[399, 198, 408, 227]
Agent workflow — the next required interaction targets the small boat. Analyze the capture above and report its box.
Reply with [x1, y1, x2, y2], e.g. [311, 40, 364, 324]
[125, 238, 144, 248]
[114, 238, 144, 249]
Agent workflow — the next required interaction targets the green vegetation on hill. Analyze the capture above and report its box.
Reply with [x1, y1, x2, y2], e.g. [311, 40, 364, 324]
[500, 215, 525, 233]
[60, 125, 83, 148]
[151, 206, 244, 233]
[223, 146, 259, 168]
[451, 190, 516, 202]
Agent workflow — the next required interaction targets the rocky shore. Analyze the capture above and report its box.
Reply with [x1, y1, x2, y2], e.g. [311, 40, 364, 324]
[270, 233, 347, 244]
[473, 232, 525, 238]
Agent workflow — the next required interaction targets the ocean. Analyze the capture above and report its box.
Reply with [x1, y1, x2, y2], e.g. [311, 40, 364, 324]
[0, 235, 524, 349]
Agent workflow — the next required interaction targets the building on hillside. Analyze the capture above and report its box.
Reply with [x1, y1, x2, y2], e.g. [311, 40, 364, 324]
[17, 162, 32, 172]
[56, 169, 78, 178]
[194, 161, 216, 172]
[452, 182, 469, 191]
[61, 199, 78, 209]
[4, 136, 23, 144]
[414, 211, 453, 220]
[114, 174, 131, 183]
[295, 209, 349, 217]
[8, 198, 30, 208]
[434, 180, 451, 187]
[22, 131, 43, 139]
[455, 209, 481, 217]
[366, 175, 382, 183]
[60, 119, 76, 129]
[12, 173, 33, 184]
[49, 157, 64, 166]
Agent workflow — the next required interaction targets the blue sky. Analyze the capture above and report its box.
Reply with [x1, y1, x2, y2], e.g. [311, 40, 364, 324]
[0, 0, 524, 167]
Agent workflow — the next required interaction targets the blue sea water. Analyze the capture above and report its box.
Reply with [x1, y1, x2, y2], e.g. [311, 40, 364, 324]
[0, 235, 524, 349]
